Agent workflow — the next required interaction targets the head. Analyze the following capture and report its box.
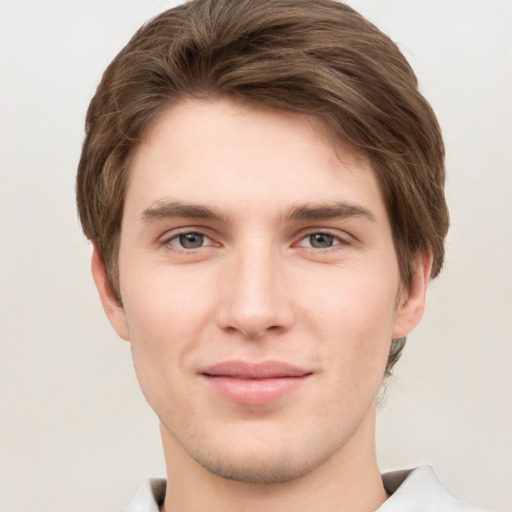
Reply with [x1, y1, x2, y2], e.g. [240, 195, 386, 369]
[77, 0, 448, 378]
[77, 0, 448, 484]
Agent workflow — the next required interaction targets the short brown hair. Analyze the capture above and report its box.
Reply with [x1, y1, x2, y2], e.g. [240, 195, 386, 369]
[76, 0, 449, 374]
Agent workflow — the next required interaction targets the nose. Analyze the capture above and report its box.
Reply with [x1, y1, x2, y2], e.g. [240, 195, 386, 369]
[215, 243, 295, 339]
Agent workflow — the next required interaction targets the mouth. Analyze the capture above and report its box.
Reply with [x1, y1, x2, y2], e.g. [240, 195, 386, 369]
[199, 360, 314, 406]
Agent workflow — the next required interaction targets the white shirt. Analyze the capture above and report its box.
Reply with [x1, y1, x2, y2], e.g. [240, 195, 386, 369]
[122, 466, 489, 512]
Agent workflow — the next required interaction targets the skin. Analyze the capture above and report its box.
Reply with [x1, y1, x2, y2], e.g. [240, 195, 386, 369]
[93, 98, 431, 512]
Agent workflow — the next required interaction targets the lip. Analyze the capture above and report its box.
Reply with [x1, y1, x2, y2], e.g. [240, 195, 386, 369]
[199, 360, 313, 406]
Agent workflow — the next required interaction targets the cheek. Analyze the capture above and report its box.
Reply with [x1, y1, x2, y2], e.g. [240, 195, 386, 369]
[121, 258, 213, 335]
[120, 264, 215, 384]
[297, 262, 398, 369]
[300, 258, 398, 325]
[120, 277, 209, 417]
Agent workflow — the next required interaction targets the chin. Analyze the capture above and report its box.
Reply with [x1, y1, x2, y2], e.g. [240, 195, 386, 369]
[189, 447, 328, 484]
[178, 424, 344, 485]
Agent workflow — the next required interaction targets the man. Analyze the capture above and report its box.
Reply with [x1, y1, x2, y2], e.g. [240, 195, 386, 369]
[76, 0, 485, 510]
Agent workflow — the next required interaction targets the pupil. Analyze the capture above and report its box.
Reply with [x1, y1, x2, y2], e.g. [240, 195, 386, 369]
[180, 233, 203, 249]
[310, 233, 333, 248]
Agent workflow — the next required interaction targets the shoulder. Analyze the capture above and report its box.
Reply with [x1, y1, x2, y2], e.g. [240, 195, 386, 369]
[378, 466, 491, 512]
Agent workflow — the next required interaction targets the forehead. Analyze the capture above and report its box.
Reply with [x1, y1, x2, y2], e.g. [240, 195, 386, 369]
[125, 98, 386, 224]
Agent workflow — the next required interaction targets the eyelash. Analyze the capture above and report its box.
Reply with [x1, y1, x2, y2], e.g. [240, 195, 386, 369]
[161, 229, 349, 252]
[295, 231, 347, 250]
[163, 230, 216, 251]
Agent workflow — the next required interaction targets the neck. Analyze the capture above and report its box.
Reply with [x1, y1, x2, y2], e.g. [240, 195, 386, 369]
[160, 404, 387, 512]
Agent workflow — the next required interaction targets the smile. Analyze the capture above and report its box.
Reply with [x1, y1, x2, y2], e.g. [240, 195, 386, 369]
[199, 360, 314, 406]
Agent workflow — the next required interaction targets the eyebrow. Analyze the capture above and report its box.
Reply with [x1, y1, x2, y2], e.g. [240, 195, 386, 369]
[141, 201, 227, 223]
[285, 201, 376, 223]
[140, 200, 376, 224]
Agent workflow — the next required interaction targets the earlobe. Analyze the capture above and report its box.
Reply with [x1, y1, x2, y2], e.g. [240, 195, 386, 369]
[392, 251, 433, 339]
[91, 246, 130, 341]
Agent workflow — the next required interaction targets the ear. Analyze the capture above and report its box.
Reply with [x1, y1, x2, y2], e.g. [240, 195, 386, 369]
[91, 246, 130, 341]
[392, 250, 433, 339]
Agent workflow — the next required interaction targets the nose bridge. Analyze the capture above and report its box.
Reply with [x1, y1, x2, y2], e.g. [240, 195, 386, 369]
[217, 236, 292, 338]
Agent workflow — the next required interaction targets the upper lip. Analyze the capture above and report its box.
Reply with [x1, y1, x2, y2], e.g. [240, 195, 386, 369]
[200, 360, 312, 379]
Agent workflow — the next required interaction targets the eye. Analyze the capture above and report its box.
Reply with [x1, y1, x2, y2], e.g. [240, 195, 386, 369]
[296, 232, 342, 249]
[167, 231, 212, 249]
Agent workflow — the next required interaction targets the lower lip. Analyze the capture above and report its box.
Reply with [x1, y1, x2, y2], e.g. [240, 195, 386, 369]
[202, 375, 311, 406]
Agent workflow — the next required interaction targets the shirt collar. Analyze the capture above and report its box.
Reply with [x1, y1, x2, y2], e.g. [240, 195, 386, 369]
[122, 466, 485, 512]
[378, 465, 485, 511]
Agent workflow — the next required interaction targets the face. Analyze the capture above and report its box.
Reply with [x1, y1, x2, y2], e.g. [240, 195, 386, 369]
[94, 98, 429, 484]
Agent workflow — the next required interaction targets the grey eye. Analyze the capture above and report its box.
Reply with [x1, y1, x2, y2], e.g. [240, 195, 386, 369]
[309, 233, 335, 248]
[179, 233, 204, 249]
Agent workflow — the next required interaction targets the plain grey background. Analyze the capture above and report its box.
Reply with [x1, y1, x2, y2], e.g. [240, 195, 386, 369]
[0, 1, 511, 510]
